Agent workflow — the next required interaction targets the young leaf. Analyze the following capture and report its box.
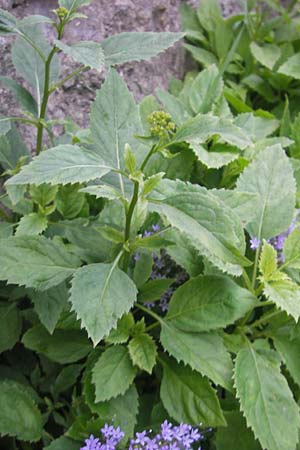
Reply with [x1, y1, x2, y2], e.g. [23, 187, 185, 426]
[102, 32, 184, 66]
[105, 313, 135, 344]
[160, 324, 233, 391]
[0, 303, 21, 353]
[22, 325, 92, 364]
[236, 145, 296, 240]
[165, 275, 257, 332]
[196, 0, 222, 32]
[234, 345, 300, 450]
[70, 260, 137, 345]
[216, 411, 260, 450]
[6, 145, 112, 186]
[54, 40, 105, 71]
[0, 380, 43, 441]
[128, 333, 157, 374]
[0, 236, 80, 290]
[133, 252, 153, 288]
[15, 212, 48, 236]
[259, 242, 279, 282]
[56, 184, 86, 219]
[92, 345, 136, 402]
[160, 358, 226, 427]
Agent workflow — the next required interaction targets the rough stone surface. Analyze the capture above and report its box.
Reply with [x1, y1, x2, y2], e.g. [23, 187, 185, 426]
[0, 0, 246, 149]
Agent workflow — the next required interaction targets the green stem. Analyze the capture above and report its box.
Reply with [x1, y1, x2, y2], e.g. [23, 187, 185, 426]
[145, 321, 160, 332]
[49, 66, 89, 94]
[251, 246, 260, 289]
[250, 309, 281, 329]
[136, 303, 163, 324]
[242, 269, 255, 295]
[123, 181, 139, 271]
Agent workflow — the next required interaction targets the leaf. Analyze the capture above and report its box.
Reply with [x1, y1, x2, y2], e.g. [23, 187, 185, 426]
[59, 0, 94, 10]
[44, 436, 80, 450]
[173, 114, 252, 150]
[30, 184, 58, 207]
[7, 145, 111, 186]
[190, 143, 239, 169]
[15, 213, 48, 236]
[0, 116, 11, 136]
[160, 324, 233, 391]
[0, 380, 42, 441]
[234, 113, 279, 141]
[0, 9, 18, 34]
[264, 279, 300, 321]
[216, 411, 260, 450]
[54, 364, 82, 394]
[283, 228, 300, 269]
[149, 179, 248, 276]
[0, 236, 80, 290]
[196, 0, 222, 32]
[259, 242, 279, 282]
[184, 43, 219, 66]
[28, 283, 68, 334]
[54, 40, 105, 71]
[129, 333, 157, 374]
[0, 123, 30, 170]
[278, 54, 300, 80]
[189, 65, 223, 114]
[250, 42, 281, 70]
[92, 345, 136, 402]
[70, 260, 137, 345]
[0, 303, 21, 353]
[160, 358, 226, 427]
[0, 76, 38, 115]
[155, 89, 190, 126]
[105, 313, 135, 344]
[80, 184, 122, 201]
[133, 252, 153, 288]
[234, 345, 300, 450]
[271, 328, 300, 387]
[22, 325, 92, 364]
[56, 184, 86, 219]
[165, 275, 257, 332]
[211, 189, 259, 227]
[102, 32, 184, 66]
[138, 278, 175, 303]
[236, 145, 296, 240]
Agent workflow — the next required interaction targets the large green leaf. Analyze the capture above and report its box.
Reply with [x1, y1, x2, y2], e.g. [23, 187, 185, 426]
[236, 145, 296, 240]
[190, 143, 239, 169]
[70, 260, 137, 345]
[15, 213, 48, 236]
[28, 283, 68, 334]
[165, 275, 257, 332]
[0, 380, 42, 441]
[0, 76, 38, 116]
[250, 42, 281, 70]
[102, 32, 184, 66]
[271, 328, 300, 387]
[7, 145, 111, 186]
[278, 54, 300, 80]
[0, 236, 80, 290]
[160, 358, 226, 427]
[160, 323, 233, 391]
[234, 345, 300, 450]
[0, 303, 21, 353]
[211, 189, 259, 227]
[216, 411, 260, 450]
[264, 279, 300, 321]
[54, 40, 105, 71]
[149, 179, 249, 276]
[234, 113, 278, 141]
[22, 325, 92, 363]
[92, 345, 136, 402]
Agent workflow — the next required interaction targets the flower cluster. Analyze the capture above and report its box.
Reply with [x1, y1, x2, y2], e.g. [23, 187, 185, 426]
[148, 111, 176, 138]
[81, 421, 203, 450]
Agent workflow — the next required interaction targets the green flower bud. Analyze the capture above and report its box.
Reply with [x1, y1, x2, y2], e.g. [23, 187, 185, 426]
[55, 7, 69, 19]
[147, 111, 176, 138]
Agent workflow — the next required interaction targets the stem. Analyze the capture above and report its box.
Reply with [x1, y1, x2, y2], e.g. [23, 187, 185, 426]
[251, 247, 260, 289]
[49, 66, 89, 93]
[136, 303, 163, 324]
[242, 269, 256, 295]
[250, 309, 281, 329]
[145, 321, 160, 332]
[140, 145, 156, 172]
[123, 181, 139, 271]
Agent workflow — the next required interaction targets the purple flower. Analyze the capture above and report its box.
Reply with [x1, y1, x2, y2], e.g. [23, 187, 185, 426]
[152, 224, 160, 233]
[81, 435, 101, 450]
[250, 237, 260, 250]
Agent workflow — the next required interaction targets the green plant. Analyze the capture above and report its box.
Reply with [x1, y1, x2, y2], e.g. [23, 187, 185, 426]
[1, 2, 300, 450]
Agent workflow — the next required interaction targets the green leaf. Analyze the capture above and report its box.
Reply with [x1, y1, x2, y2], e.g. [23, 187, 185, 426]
[22, 324, 92, 363]
[166, 275, 257, 332]
[0, 380, 42, 441]
[0, 116, 11, 136]
[54, 364, 82, 394]
[155, 89, 190, 126]
[0, 236, 80, 290]
[6, 145, 111, 186]
[160, 358, 226, 427]
[138, 278, 175, 304]
[44, 436, 80, 450]
[28, 283, 68, 334]
[30, 184, 58, 207]
[190, 143, 239, 169]
[211, 189, 259, 227]
[0, 9, 18, 34]
[133, 252, 153, 288]
[234, 113, 279, 141]
[80, 184, 122, 201]
[189, 65, 223, 114]
[70, 259, 137, 345]
[196, 0, 222, 32]
[0, 123, 30, 170]
[173, 114, 252, 150]
[59, 0, 93, 10]
[236, 145, 296, 240]
[264, 278, 300, 321]
[184, 44, 218, 66]
[160, 324, 233, 391]
[271, 328, 300, 387]
[56, 184, 86, 219]
[128, 333, 157, 374]
[234, 345, 300, 450]
[105, 313, 135, 344]
[0, 303, 21, 353]
[0, 76, 38, 116]
[283, 228, 300, 269]
[92, 345, 136, 402]
[149, 179, 248, 276]
[15, 212, 48, 236]
[278, 54, 300, 80]
[250, 42, 281, 70]
[216, 411, 260, 450]
[54, 40, 105, 71]
[102, 32, 184, 66]
[259, 242, 279, 282]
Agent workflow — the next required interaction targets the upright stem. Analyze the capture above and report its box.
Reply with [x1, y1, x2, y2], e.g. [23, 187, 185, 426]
[123, 181, 139, 271]
[251, 246, 260, 289]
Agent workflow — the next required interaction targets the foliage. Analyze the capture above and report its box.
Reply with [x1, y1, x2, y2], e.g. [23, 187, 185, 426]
[0, 1, 300, 450]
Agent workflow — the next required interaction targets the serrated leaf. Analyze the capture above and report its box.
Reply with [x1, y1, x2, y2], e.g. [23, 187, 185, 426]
[129, 333, 157, 374]
[70, 259, 137, 345]
[28, 283, 68, 334]
[160, 324, 233, 391]
[149, 179, 248, 276]
[0, 76, 38, 116]
[216, 411, 260, 450]
[278, 54, 300, 80]
[166, 275, 257, 332]
[264, 279, 300, 321]
[44, 436, 80, 450]
[0, 236, 80, 290]
[234, 113, 279, 141]
[234, 345, 300, 450]
[6, 145, 111, 186]
[211, 189, 259, 227]
[250, 42, 281, 70]
[0, 303, 21, 353]
[54, 40, 105, 71]
[22, 324, 91, 363]
[283, 228, 300, 269]
[160, 358, 226, 427]
[0, 380, 42, 441]
[105, 313, 135, 344]
[190, 143, 239, 169]
[56, 184, 86, 219]
[80, 184, 123, 201]
[236, 145, 296, 240]
[271, 328, 300, 387]
[0, 123, 30, 170]
[92, 345, 136, 402]
[259, 242, 279, 282]
[16, 212, 48, 236]
[102, 32, 184, 66]
[189, 65, 223, 114]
